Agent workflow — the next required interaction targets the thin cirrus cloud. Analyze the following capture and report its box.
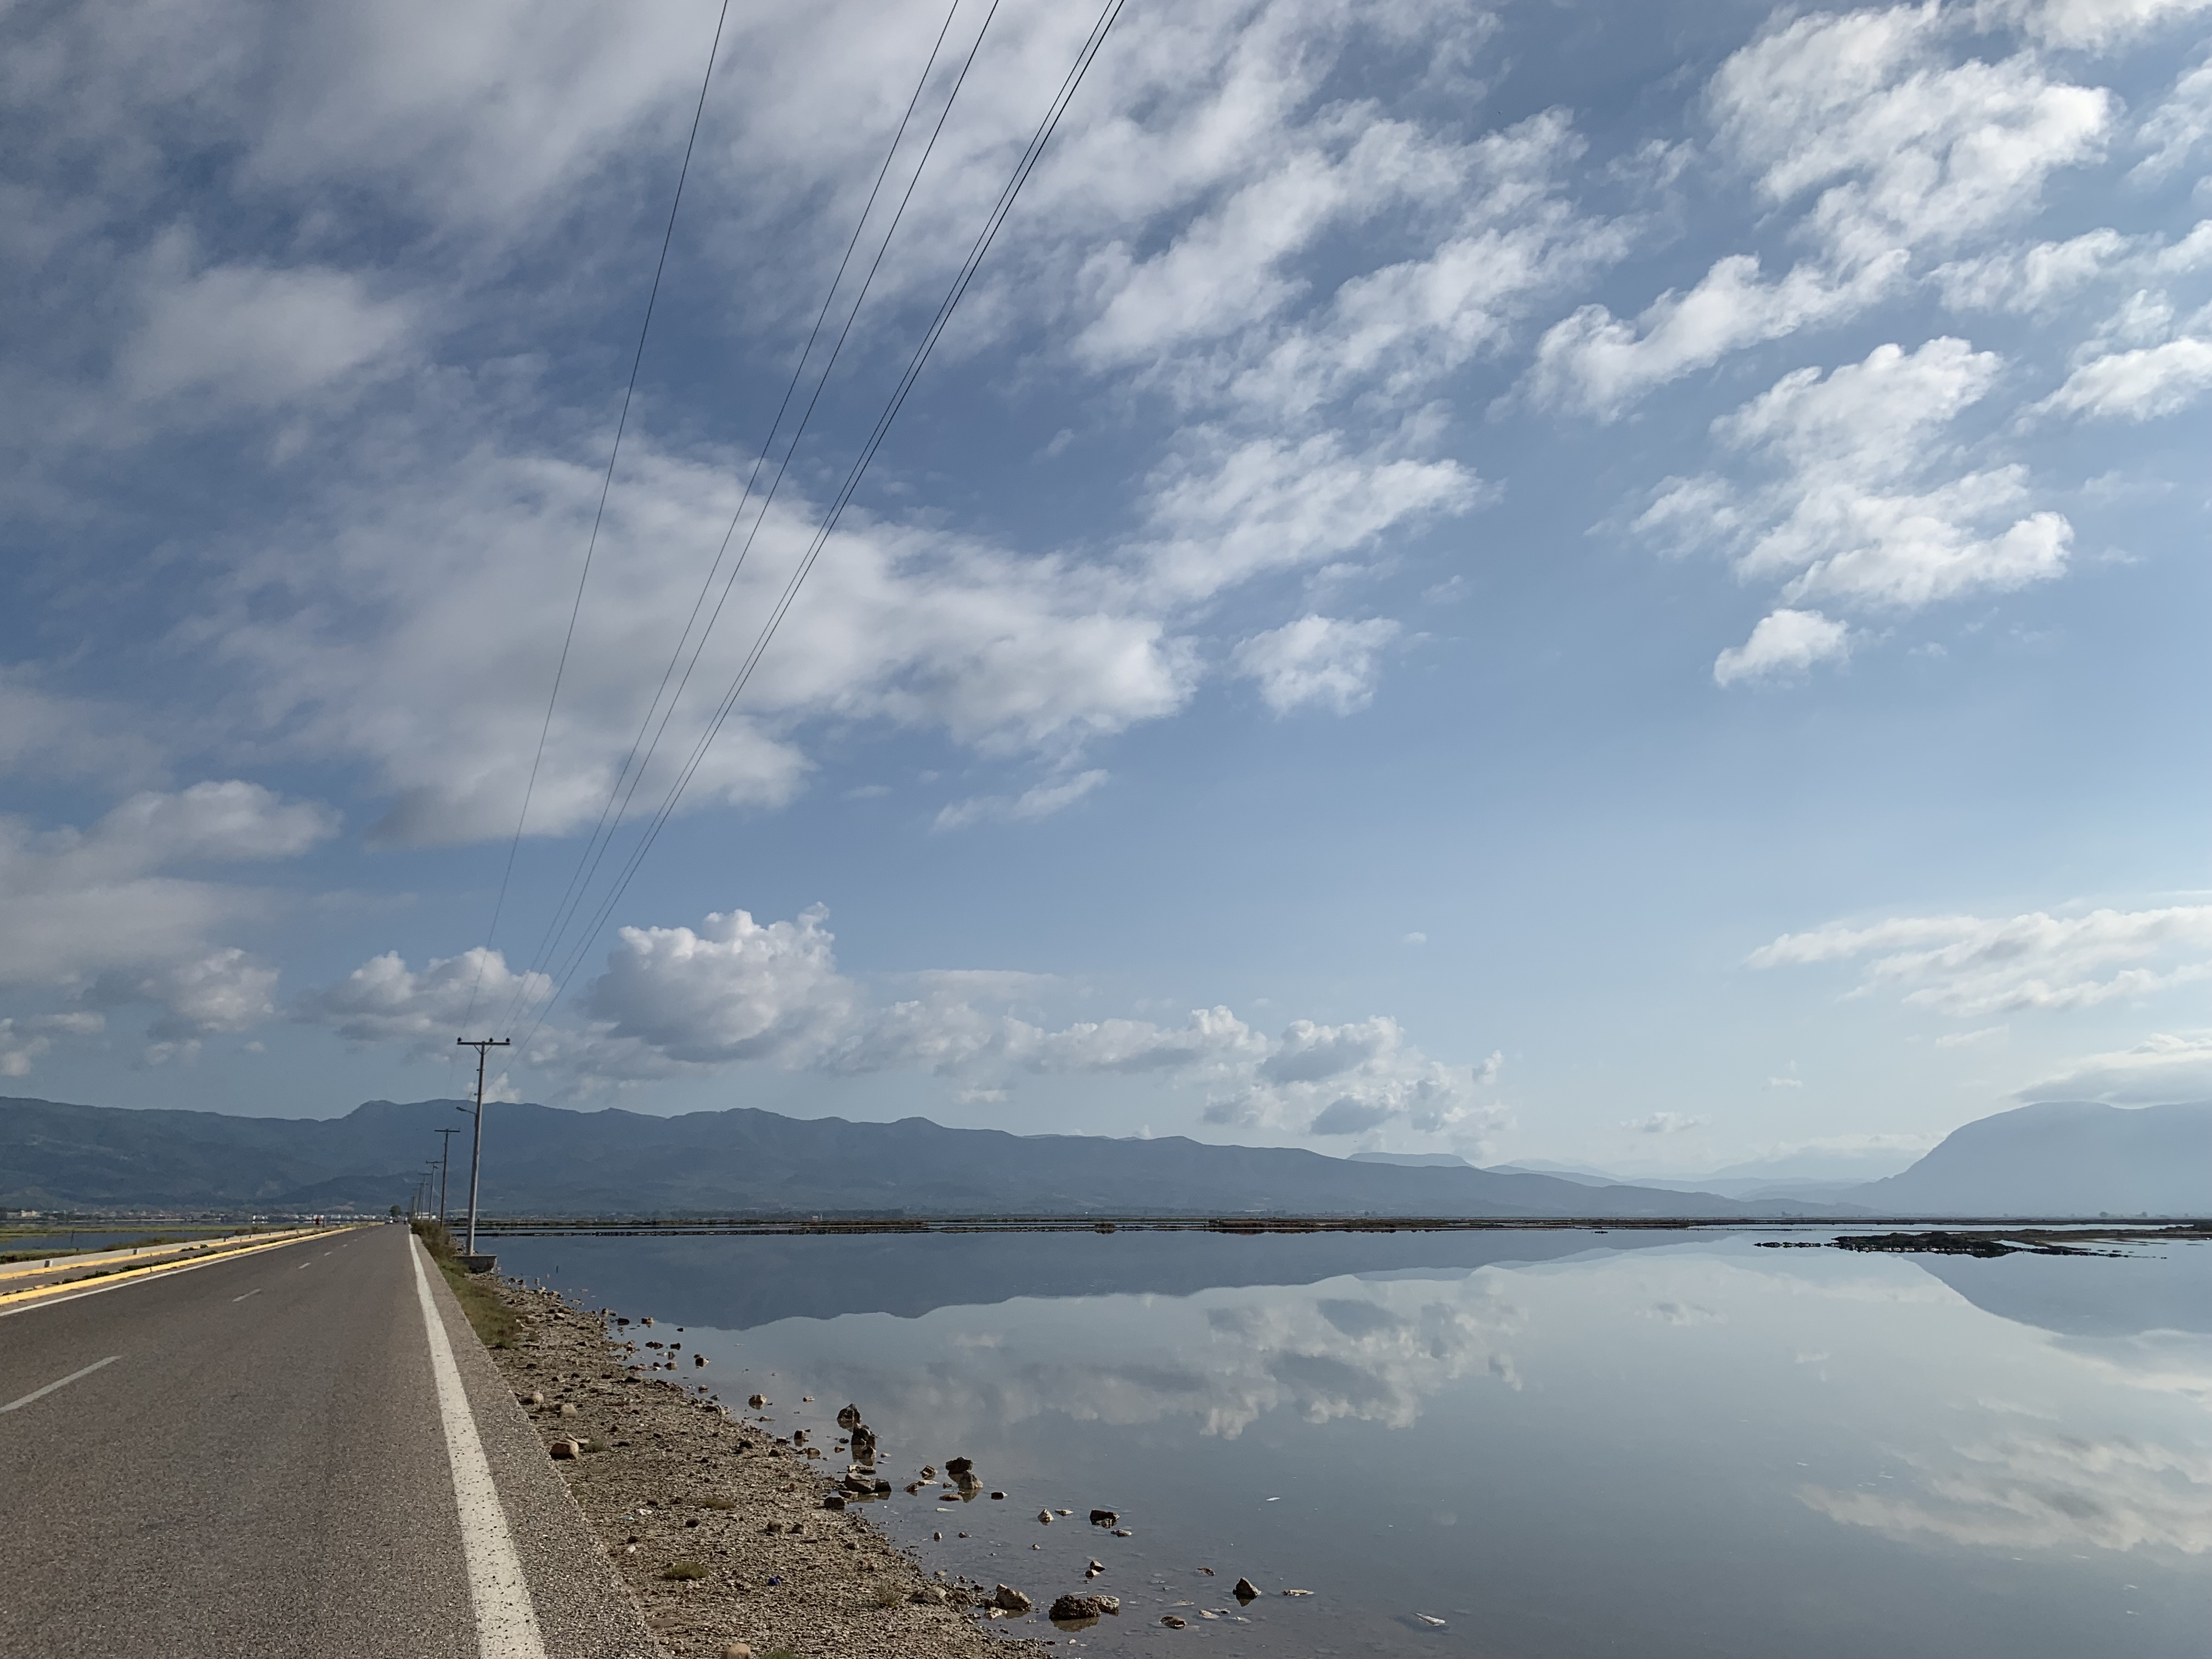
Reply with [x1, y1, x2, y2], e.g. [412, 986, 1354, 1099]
[1749, 904, 2212, 1019]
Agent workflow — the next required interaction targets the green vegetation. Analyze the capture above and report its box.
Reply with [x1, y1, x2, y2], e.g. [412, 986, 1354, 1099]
[410, 1218, 520, 1350]
[660, 1560, 709, 1581]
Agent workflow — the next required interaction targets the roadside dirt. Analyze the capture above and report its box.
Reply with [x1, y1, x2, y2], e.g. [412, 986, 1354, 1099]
[482, 1276, 1043, 1659]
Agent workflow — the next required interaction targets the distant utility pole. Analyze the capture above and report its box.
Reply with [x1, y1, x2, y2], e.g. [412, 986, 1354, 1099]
[433, 1127, 462, 1222]
[455, 1037, 512, 1257]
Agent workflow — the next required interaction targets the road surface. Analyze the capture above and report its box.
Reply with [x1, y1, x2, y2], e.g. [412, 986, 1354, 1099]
[0, 1223, 654, 1658]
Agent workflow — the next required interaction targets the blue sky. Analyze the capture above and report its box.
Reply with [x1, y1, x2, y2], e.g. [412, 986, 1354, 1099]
[4, 0, 2211, 1176]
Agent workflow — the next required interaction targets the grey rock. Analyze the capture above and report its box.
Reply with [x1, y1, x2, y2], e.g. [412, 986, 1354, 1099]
[991, 1584, 1032, 1615]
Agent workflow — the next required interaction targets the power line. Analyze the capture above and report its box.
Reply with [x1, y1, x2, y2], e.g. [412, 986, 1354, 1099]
[517, 0, 1132, 1045]
[495, 0, 983, 1035]
[460, 0, 735, 1035]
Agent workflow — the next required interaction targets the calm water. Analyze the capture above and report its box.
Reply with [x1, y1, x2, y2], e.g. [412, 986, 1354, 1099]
[494, 1229, 2212, 1658]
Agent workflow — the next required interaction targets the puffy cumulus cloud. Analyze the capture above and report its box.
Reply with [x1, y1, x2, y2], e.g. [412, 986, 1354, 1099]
[583, 906, 857, 1069]
[1212, 1019, 1506, 1147]
[1644, 340, 2070, 678]
[1712, 607, 1852, 686]
[1231, 615, 1401, 714]
[90, 947, 283, 1065]
[304, 946, 554, 1057]
[1800, 1425, 2212, 1555]
[2016, 1031, 2212, 1104]
[306, 902, 1501, 1147]
[1750, 904, 2212, 1019]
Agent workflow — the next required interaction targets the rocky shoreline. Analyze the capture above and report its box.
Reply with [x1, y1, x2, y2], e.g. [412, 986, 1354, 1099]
[481, 1273, 1047, 1659]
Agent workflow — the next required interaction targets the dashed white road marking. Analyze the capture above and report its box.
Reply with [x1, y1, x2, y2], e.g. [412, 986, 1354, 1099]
[2, 1355, 119, 1414]
[409, 1237, 547, 1659]
[233, 1288, 262, 1303]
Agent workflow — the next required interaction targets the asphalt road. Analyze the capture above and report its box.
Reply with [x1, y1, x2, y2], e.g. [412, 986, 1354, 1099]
[0, 1224, 655, 1659]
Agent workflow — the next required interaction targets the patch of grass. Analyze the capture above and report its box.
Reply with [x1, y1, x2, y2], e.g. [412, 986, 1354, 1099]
[871, 1582, 905, 1609]
[661, 1560, 709, 1581]
[698, 1494, 738, 1510]
[412, 1218, 520, 1350]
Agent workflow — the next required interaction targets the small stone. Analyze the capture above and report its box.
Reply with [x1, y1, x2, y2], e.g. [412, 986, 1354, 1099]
[837, 1404, 862, 1430]
[1056, 1508, 1074, 1517]
[1281, 1588, 1314, 1597]
[550, 1438, 581, 1460]
[641, 1317, 654, 1326]
[1197, 1567, 1214, 1576]
[1233, 1578, 1260, 1602]
[1414, 1615, 1447, 1627]
[910, 1584, 948, 1605]
[721, 1645, 753, 1659]
[748, 1393, 768, 1409]
[990, 1491, 1006, 1500]
[558, 1402, 579, 1418]
[1088, 1509, 1119, 1526]
[919, 1465, 938, 1480]
[822, 1493, 847, 1510]
[905, 1482, 923, 1495]
[1111, 1527, 1132, 1537]
[1037, 1509, 1054, 1525]
[991, 1584, 1032, 1615]
[946, 1456, 974, 1478]
[524, 1391, 546, 1407]
[939, 1492, 961, 1502]
[1161, 1616, 1188, 1629]
[1049, 1593, 1120, 1622]
[695, 1355, 708, 1367]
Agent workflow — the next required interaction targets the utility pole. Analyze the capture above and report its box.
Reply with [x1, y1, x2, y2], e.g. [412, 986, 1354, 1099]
[434, 1127, 462, 1222]
[455, 1037, 511, 1258]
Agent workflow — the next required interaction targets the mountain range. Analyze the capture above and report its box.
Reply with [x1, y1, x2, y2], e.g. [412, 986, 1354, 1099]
[3, 1094, 1842, 1218]
[2, 1094, 2205, 1218]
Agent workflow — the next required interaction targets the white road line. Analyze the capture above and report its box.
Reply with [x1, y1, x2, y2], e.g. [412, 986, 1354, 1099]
[1, 1355, 119, 1414]
[233, 1288, 263, 1302]
[409, 1237, 548, 1659]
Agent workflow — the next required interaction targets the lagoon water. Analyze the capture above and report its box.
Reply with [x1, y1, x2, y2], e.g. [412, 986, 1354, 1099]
[495, 1229, 2212, 1657]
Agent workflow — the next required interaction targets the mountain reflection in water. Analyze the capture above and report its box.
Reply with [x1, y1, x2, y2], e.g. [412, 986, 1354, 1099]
[497, 1230, 2212, 1659]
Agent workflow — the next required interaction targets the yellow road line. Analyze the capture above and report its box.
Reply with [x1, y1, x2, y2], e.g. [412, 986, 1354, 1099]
[0, 1228, 320, 1284]
[0, 1226, 357, 1313]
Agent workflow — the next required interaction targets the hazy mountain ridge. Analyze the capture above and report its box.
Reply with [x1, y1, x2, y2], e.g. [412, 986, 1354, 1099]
[0, 1096, 1852, 1218]
[1843, 1100, 2212, 1216]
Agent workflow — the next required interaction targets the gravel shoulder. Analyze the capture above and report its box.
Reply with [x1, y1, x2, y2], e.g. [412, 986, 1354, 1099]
[481, 1274, 1042, 1659]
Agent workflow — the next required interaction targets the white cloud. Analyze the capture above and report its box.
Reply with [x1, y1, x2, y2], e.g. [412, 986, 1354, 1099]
[306, 900, 1504, 1148]
[1751, 903, 2212, 1018]
[122, 236, 415, 410]
[1534, 4, 2112, 417]
[2017, 1030, 2212, 1102]
[1530, 253, 1905, 418]
[2135, 59, 2212, 176]
[0, 1012, 105, 1078]
[305, 945, 552, 1054]
[1801, 1424, 2212, 1555]
[0, 782, 336, 992]
[1711, 7, 2110, 267]
[1977, 0, 2212, 51]
[934, 770, 1110, 832]
[1933, 228, 2135, 313]
[1648, 340, 2070, 648]
[1232, 614, 1401, 714]
[1626, 1111, 1706, 1135]
[2035, 336, 2212, 422]
[1713, 608, 1852, 686]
